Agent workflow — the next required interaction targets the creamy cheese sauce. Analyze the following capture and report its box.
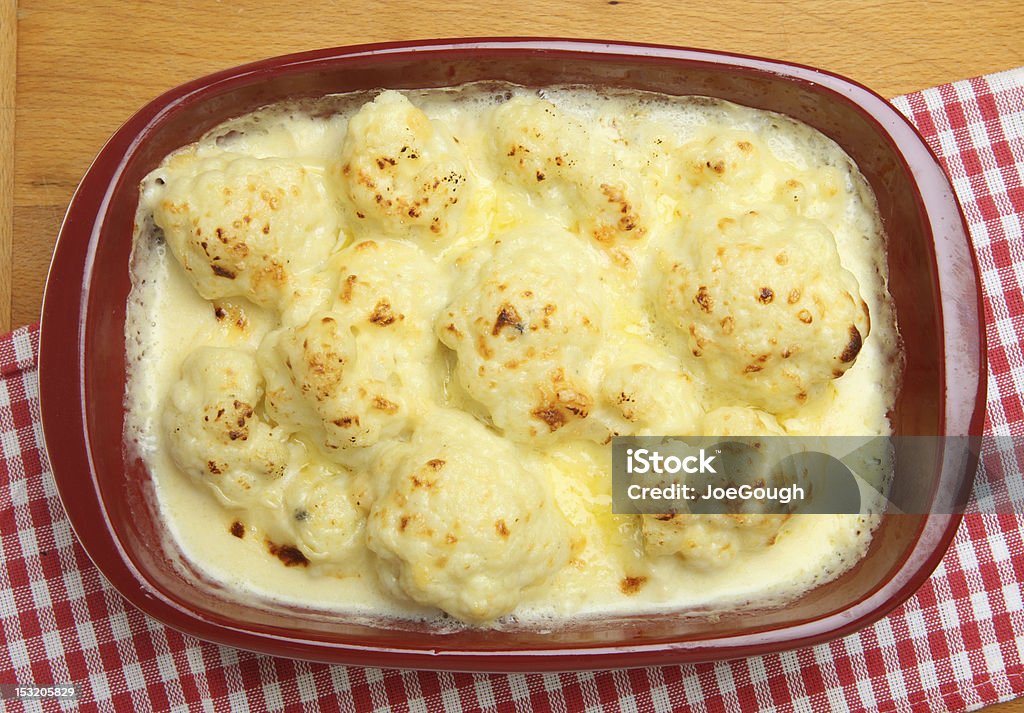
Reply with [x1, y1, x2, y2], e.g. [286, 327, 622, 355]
[125, 83, 900, 627]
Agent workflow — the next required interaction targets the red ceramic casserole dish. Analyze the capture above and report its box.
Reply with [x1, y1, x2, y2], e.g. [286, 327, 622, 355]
[38, 38, 985, 671]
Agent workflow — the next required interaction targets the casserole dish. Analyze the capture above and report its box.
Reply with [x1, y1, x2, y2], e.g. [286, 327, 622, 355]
[38, 38, 985, 671]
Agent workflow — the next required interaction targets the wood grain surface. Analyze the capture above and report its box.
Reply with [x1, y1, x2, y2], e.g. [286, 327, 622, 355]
[6, 1, 1024, 707]
[0, 0, 14, 332]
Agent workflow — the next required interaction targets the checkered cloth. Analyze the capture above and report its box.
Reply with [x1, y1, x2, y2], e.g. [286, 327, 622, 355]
[2, 68, 1023, 713]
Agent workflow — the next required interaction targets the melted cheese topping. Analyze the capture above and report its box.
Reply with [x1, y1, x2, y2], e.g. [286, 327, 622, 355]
[125, 84, 900, 627]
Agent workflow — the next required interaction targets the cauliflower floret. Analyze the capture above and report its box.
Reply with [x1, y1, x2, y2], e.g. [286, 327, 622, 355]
[260, 239, 448, 453]
[492, 96, 648, 254]
[338, 91, 470, 241]
[493, 96, 587, 187]
[365, 410, 577, 623]
[438, 229, 613, 443]
[264, 314, 401, 451]
[150, 155, 342, 309]
[701, 406, 785, 436]
[255, 459, 371, 574]
[441, 227, 701, 442]
[599, 350, 703, 438]
[657, 209, 869, 414]
[641, 513, 789, 569]
[639, 403, 794, 568]
[163, 347, 290, 508]
[677, 130, 781, 199]
[675, 128, 851, 227]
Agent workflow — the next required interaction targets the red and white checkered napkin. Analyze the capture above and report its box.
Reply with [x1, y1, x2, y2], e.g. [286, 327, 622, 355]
[1, 68, 1023, 713]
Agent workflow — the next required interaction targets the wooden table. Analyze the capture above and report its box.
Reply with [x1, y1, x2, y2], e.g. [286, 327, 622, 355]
[2, 0, 1023, 708]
